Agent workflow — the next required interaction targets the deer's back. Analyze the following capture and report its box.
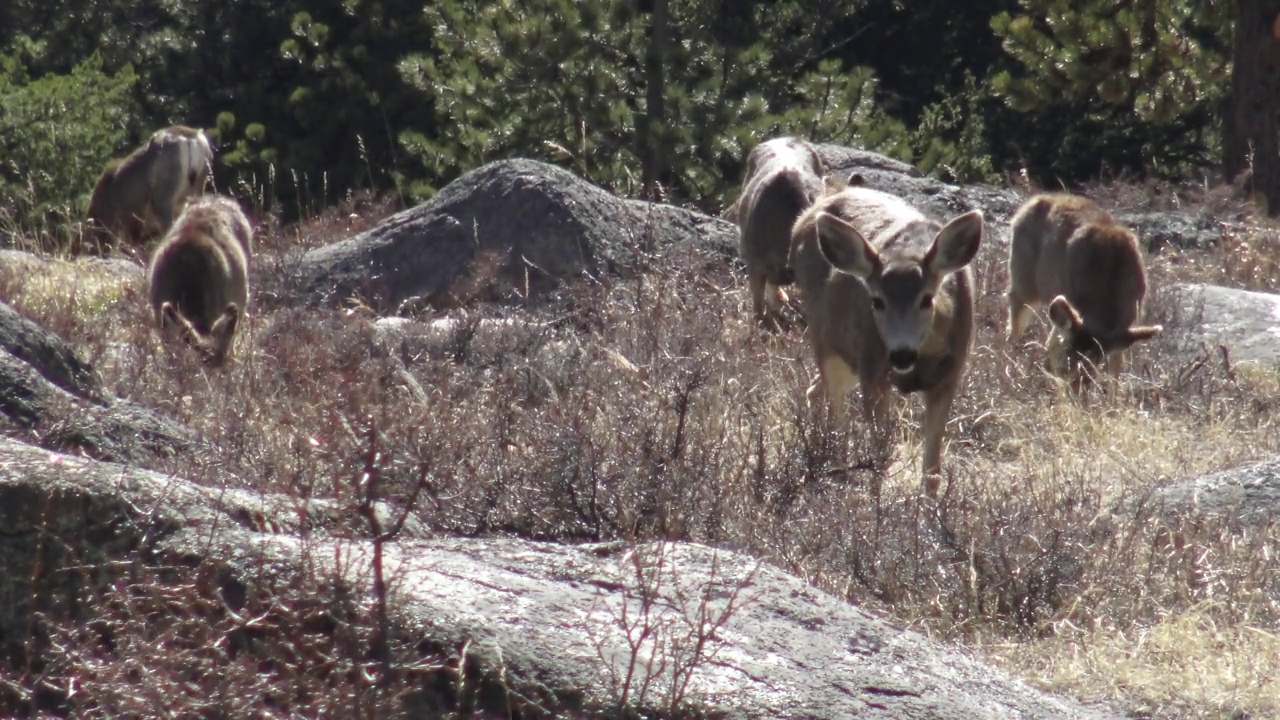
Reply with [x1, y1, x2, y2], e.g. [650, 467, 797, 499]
[148, 199, 251, 330]
[1011, 193, 1144, 328]
[1064, 223, 1147, 333]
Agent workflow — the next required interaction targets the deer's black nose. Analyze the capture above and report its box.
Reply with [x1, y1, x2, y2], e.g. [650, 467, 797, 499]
[888, 349, 917, 371]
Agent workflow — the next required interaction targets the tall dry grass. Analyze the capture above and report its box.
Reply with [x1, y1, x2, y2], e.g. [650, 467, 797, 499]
[1, 183, 1278, 718]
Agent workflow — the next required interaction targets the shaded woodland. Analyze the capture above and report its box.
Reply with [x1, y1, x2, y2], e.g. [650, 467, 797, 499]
[0, 0, 1259, 242]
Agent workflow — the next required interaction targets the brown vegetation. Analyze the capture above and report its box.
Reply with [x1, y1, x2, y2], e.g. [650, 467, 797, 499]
[1, 179, 1279, 718]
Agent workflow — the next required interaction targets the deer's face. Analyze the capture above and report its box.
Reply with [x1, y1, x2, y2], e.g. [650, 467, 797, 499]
[1046, 295, 1162, 385]
[862, 263, 944, 372]
[816, 208, 983, 374]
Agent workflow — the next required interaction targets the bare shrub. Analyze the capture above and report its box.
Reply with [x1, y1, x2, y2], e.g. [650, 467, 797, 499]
[0, 561, 451, 718]
[2, 176, 1280, 718]
[592, 543, 759, 715]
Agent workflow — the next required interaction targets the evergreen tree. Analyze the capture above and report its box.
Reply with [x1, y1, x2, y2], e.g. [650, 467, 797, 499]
[397, 0, 644, 199]
[397, 0, 908, 209]
[990, 0, 1232, 182]
[837, 0, 1018, 124]
[179, 0, 431, 215]
[0, 50, 137, 240]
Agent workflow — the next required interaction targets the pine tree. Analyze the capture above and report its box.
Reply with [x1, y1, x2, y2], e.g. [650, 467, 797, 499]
[396, 0, 907, 209]
[397, 0, 643, 199]
[0, 51, 137, 239]
[990, 0, 1231, 181]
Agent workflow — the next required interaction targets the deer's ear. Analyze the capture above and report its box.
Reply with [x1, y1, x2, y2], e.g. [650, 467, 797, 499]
[203, 304, 241, 366]
[926, 210, 983, 276]
[1104, 324, 1162, 351]
[159, 301, 177, 328]
[1048, 295, 1083, 332]
[816, 211, 879, 280]
[822, 173, 847, 194]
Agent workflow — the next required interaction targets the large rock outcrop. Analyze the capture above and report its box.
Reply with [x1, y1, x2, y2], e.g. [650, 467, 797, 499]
[0, 300, 190, 463]
[290, 159, 737, 312]
[1163, 283, 1280, 369]
[816, 149, 1226, 252]
[288, 149, 1234, 317]
[0, 435, 1119, 719]
[1144, 456, 1280, 528]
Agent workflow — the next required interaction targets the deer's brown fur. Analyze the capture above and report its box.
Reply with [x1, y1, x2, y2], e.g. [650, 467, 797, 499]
[1006, 193, 1161, 387]
[148, 195, 252, 366]
[791, 183, 983, 496]
[727, 137, 825, 331]
[87, 125, 213, 252]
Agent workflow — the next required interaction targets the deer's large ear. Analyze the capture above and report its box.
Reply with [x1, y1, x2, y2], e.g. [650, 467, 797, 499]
[926, 210, 983, 276]
[1103, 324, 1162, 352]
[810, 148, 827, 177]
[1048, 295, 1083, 333]
[822, 173, 848, 195]
[160, 301, 204, 351]
[815, 211, 879, 280]
[159, 301, 180, 330]
[206, 304, 241, 366]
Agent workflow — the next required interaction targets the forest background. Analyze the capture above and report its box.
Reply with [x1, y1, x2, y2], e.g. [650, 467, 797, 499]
[0, 0, 1246, 240]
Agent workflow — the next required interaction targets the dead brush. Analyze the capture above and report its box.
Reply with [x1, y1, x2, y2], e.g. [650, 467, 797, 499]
[0, 559, 453, 717]
[1216, 224, 1280, 291]
[1, 177, 1280, 718]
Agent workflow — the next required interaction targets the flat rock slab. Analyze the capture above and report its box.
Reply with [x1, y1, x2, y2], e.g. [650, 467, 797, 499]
[814, 164, 1025, 238]
[1145, 456, 1280, 528]
[304, 538, 1121, 719]
[813, 144, 922, 178]
[1164, 283, 1280, 369]
[0, 299, 105, 401]
[0, 436, 1119, 720]
[1118, 211, 1223, 252]
[0, 249, 144, 285]
[813, 151, 1225, 252]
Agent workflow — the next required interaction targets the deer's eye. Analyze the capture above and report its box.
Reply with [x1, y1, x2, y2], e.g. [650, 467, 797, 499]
[920, 294, 933, 310]
[870, 297, 886, 312]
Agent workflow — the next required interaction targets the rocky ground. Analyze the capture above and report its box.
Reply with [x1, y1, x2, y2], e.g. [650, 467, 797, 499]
[2, 149, 1278, 718]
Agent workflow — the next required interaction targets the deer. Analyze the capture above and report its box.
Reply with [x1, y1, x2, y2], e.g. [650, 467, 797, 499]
[86, 125, 214, 253]
[791, 182, 983, 497]
[1006, 193, 1161, 389]
[147, 195, 252, 366]
[725, 137, 825, 331]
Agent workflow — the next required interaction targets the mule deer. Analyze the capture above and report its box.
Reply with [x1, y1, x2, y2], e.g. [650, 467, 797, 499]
[148, 195, 252, 366]
[792, 184, 983, 496]
[1006, 193, 1161, 388]
[87, 125, 213, 251]
[726, 137, 824, 331]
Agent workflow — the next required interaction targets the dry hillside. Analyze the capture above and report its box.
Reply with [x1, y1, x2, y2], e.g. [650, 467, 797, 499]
[1, 170, 1279, 718]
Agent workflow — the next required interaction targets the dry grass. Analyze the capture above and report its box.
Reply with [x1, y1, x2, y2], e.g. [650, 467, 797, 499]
[987, 603, 1280, 719]
[2, 182, 1279, 717]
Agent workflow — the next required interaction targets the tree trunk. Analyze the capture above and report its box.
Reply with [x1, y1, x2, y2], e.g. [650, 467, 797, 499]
[640, 0, 669, 201]
[1223, 0, 1280, 214]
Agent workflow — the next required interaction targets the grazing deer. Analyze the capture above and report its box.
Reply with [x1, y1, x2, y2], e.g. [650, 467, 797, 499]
[1006, 193, 1161, 388]
[791, 183, 983, 496]
[148, 195, 252, 366]
[87, 125, 213, 251]
[726, 137, 825, 331]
